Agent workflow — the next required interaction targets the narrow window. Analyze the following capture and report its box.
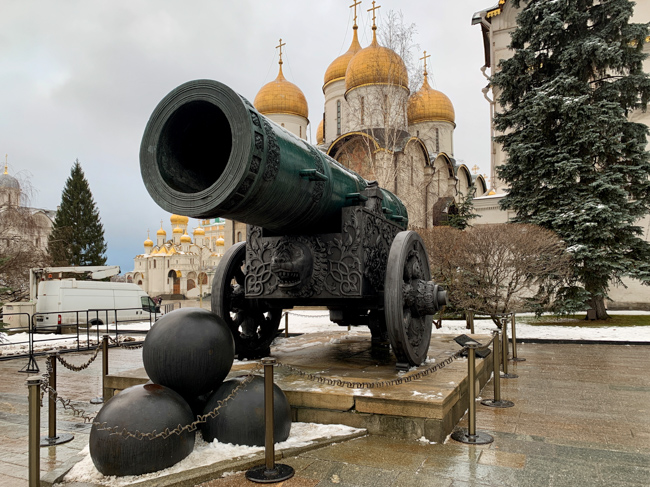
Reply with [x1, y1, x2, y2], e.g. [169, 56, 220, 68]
[360, 97, 365, 125]
[154, 260, 156, 269]
[337, 100, 342, 135]
[435, 128, 440, 153]
[383, 95, 388, 125]
[299, 125, 302, 138]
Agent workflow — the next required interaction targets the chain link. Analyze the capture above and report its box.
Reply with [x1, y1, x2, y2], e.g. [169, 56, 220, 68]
[278, 348, 467, 389]
[108, 336, 144, 350]
[40, 359, 98, 421]
[92, 364, 263, 440]
[56, 342, 103, 371]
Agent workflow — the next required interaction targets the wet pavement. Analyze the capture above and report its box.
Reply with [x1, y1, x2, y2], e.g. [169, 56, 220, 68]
[1, 340, 649, 486]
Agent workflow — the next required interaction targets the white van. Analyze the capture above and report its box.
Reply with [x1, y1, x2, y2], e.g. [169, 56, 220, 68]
[34, 279, 160, 330]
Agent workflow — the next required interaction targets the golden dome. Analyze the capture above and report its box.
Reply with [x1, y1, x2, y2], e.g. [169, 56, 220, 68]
[156, 227, 166, 236]
[407, 74, 455, 125]
[181, 233, 192, 243]
[193, 227, 205, 236]
[172, 226, 183, 234]
[254, 62, 309, 120]
[170, 214, 189, 225]
[345, 29, 409, 95]
[323, 26, 362, 90]
[144, 238, 154, 247]
[316, 119, 324, 145]
[216, 237, 225, 247]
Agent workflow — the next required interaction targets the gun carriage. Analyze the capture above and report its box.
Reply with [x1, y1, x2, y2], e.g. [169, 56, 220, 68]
[140, 80, 447, 369]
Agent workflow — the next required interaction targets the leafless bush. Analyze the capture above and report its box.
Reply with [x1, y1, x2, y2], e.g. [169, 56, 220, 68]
[420, 224, 573, 323]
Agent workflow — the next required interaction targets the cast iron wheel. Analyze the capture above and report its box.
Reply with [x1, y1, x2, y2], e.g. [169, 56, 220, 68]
[212, 242, 282, 360]
[384, 231, 433, 367]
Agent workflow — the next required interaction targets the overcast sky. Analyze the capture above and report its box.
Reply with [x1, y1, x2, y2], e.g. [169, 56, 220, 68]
[1, 0, 495, 273]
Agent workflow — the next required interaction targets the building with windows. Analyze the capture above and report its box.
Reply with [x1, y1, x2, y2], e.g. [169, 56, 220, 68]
[127, 215, 226, 298]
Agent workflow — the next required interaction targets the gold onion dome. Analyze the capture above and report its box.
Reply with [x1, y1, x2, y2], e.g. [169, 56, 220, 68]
[144, 238, 154, 247]
[170, 214, 189, 225]
[216, 237, 225, 246]
[181, 233, 192, 243]
[156, 226, 166, 236]
[345, 28, 408, 94]
[172, 226, 183, 234]
[193, 227, 205, 236]
[323, 25, 362, 90]
[407, 74, 455, 125]
[254, 62, 309, 119]
[316, 119, 324, 144]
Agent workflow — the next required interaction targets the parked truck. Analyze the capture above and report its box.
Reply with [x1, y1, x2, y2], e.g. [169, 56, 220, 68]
[3, 266, 160, 332]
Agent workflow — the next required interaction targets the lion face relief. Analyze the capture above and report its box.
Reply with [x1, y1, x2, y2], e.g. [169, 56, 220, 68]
[270, 236, 327, 298]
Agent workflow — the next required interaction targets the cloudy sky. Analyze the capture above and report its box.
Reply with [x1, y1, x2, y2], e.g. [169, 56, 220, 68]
[1, 0, 495, 273]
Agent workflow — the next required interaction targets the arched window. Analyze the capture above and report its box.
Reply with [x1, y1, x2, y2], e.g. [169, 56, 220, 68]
[336, 100, 342, 135]
[435, 128, 440, 153]
[360, 97, 365, 125]
[237, 231, 243, 242]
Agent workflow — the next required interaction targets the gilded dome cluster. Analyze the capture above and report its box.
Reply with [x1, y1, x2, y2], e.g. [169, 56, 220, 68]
[254, 63, 309, 120]
[407, 74, 455, 125]
[345, 31, 409, 94]
[323, 26, 362, 90]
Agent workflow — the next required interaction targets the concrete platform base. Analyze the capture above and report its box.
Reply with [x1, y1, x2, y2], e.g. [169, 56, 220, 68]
[105, 331, 493, 443]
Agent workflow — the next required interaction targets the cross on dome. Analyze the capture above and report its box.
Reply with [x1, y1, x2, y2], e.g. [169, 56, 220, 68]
[276, 38, 286, 65]
[350, 0, 361, 27]
[368, 1, 380, 31]
[420, 51, 431, 77]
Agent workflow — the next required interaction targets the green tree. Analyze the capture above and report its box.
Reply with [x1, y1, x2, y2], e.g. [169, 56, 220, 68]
[492, 0, 650, 319]
[444, 186, 480, 231]
[48, 160, 107, 266]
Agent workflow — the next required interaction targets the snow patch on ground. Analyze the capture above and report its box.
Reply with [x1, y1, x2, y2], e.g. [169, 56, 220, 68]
[63, 422, 364, 486]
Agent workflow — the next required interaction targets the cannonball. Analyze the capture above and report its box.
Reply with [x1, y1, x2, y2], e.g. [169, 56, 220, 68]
[89, 384, 195, 477]
[200, 376, 291, 446]
[143, 308, 235, 398]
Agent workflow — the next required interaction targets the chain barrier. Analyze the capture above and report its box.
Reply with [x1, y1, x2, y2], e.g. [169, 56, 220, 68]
[92, 364, 263, 440]
[107, 336, 144, 350]
[56, 342, 103, 372]
[40, 359, 98, 422]
[282, 311, 330, 319]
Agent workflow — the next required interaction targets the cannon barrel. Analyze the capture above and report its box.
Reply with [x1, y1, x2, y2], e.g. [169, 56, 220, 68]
[140, 79, 408, 232]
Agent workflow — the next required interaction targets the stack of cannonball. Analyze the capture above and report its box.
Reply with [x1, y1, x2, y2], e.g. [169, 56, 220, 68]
[89, 307, 291, 477]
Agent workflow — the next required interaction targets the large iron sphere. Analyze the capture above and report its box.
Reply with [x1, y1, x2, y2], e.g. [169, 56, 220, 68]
[89, 384, 195, 477]
[143, 308, 235, 398]
[200, 376, 291, 446]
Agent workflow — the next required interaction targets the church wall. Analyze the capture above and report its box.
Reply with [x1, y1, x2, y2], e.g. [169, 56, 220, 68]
[323, 80, 346, 143]
[409, 120, 455, 156]
[395, 143, 429, 227]
[265, 113, 308, 140]
[345, 85, 409, 133]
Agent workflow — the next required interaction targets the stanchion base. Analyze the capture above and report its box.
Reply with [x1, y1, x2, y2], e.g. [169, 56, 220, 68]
[18, 357, 40, 374]
[481, 399, 515, 408]
[511, 357, 526, 362]
[501, 373, 519, 379]
[90, 397, 104, 404]
[246, 463, 295, 483]
[40, 433, 74, 447]
[451, 429, 494, 445]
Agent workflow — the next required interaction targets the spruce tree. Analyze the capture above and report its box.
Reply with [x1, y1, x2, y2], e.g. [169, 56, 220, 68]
[492, 0, 650, 319]
[48, 160, 107, 267]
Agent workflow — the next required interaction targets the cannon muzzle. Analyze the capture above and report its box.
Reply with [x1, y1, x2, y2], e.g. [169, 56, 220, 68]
[140, 79, 408, 232]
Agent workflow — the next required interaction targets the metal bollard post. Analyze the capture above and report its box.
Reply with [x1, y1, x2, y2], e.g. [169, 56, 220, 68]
[466, 310, 475, 334]
[40, 354, 74, 446]
[284, 312, 289, 338]
[28, 376, 41, 487]
[246, 358, 295, 483]
[510, 314, 526, 362]
[90, 335, 109, 404]
[481, 331, 514, 408]
[451, 342, 494, 445]
[501, 318, 518, 379]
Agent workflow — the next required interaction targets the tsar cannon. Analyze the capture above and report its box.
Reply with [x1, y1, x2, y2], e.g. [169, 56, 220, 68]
[140, 79, 448, 369]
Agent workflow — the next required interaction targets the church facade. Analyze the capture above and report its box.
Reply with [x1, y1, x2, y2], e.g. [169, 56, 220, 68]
[471, 0, 650, 309]
[252, 4, 486, 228]
[127, 215, 226, 298]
